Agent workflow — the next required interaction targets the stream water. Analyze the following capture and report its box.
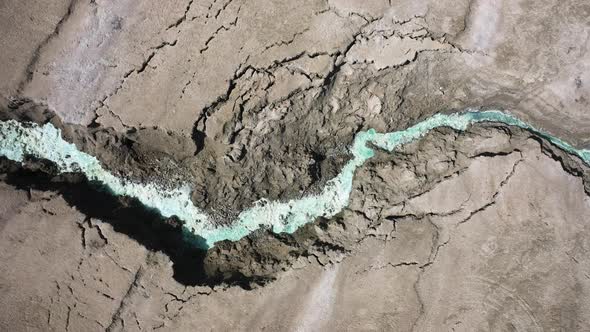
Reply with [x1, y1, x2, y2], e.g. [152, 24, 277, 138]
[1, 110, 588, 248]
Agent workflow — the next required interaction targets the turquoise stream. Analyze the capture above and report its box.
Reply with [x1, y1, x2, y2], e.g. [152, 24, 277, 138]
[1, 110, 588, 248]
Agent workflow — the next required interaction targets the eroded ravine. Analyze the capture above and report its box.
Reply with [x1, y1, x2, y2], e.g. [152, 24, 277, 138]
[1, 110, 589, 249]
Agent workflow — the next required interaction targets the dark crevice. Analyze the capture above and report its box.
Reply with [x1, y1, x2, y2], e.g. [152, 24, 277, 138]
[166, 0, 195, 30]
[308, 151, 325, 185]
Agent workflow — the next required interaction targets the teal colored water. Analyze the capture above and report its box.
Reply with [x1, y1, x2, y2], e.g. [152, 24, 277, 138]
[0, 110, 588, 248]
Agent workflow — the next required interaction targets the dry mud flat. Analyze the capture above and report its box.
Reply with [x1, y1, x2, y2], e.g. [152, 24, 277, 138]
[1, 0, 590, 331]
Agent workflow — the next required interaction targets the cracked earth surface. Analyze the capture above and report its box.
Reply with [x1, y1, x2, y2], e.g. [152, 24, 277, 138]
[1, 0, 590, 331]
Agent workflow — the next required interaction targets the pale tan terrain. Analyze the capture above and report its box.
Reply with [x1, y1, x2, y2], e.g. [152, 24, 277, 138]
[0, 0, 589, 331]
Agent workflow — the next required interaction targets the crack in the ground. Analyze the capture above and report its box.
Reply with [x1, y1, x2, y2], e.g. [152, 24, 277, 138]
[105, 267, 143, 332]
[17, 0, 81, 94]
[355, 261, 418, 275]
[90, 39, 179, 127]
[166, 0, 195, 31]
[261, 28, 311, 53]
[199, 11, 240, 54]
[205, 0, 236, 22]
[458, 153, 524, 225]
